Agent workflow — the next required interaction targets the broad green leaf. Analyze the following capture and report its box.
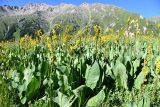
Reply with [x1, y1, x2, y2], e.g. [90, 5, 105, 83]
[143, 93, 150, 107]
[43, 78, 48, 86]
[26, 77, 40, 101]
[109, 47, 114, 60]
[23, 67, 33, 87]
[138, 99, 143, 107]
[11, 81, 18, 88]
[54, 91, 71, 107]
[86, 89, 105, 107]
[128, 101, 137, 107]
[113, 62, 128, 89]
[73, 85, 93, 106]
[85, 61, 100, 89]
[133, 59, 140, 74]
[21, 97, 26, 104]
[134, 72, 144, 90]
[137, 93, 150, 107]
[41, 61, 49, 78]
[154, 56, 160, 64]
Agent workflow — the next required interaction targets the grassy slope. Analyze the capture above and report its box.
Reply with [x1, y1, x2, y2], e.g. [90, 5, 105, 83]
[0, 4, 159, 40]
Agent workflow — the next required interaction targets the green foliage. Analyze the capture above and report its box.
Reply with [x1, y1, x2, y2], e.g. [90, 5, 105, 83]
[134, 72, 145, 90]
[85, 61, 100, 90]
[114, 62, 128, 89]
[86, 88, 105, 107]
[0, 16, 160, 107]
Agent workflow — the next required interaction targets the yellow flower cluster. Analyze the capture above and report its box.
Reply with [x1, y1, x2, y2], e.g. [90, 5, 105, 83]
[51, 29, 57, 40]
[47, 43, 53, 53]
[113, 35, 119, 44]
[20, 34, 37, 48]
[156, 60, 160, 75]
[125, 37, 130, 44]
[142, 59, 148, 77]
[35, 29, 43, 37]
[54, 24, 61, 29]
[70, 40, 80, 53]
[63, 35, 69, 46]
[30, 39, 37, 46]
[20, 34, 28, 44]
[147, 44, 152, 61]
[144, 36, 151, 43]
[142, 66, 148, 77]
[100, 36, 111, 44]
[46, 37, 52, 52]
[94, 25, 102, 36]
[46, 37, 54, 63]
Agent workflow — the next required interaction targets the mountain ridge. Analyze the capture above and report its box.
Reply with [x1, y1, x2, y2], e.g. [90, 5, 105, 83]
[1, 3, 159, 20]
[0, 3, 159, 40]
[0, 3, 137, 17]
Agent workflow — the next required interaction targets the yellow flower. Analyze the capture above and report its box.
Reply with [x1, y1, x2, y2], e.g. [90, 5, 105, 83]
[35, 29, 43, 37]
[63, 35, 69, 45]
[101, 36, 109, 44]
[143, 59, 147, 65]
[147, 44, 152, 54]
[20, 34, 30, 46]
[69, 40, 80, 54]
[125, 37, 129, 44]
[72, 44, 78, 50]
[47, 43, 52, 52]
[94, 25, 101, 35]
[46, 36, 50, 42]
[147, 44, 152, 61]
[142, 59, 148, 77]
[93, 36, 96, 42]
[20, 36, 25, 44]
[51, 29, 58, 42]
[52, 29, 56, 34]
[31, 39, 36, 46]
[47, 43, 54, 63]
[156, 60, 160, 75]
[114, 35, 120, 44]
[50, 54, 54, 63]
[142, 66, 148, 77]
[76, 40, 80, 46]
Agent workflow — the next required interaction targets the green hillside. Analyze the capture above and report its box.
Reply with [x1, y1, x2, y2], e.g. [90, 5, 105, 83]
[0, 3, 159, 40]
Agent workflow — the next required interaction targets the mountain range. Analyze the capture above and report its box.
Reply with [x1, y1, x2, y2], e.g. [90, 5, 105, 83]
[0, 3, 159, 40]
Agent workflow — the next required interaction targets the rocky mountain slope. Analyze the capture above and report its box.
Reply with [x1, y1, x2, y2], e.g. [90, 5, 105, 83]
[0, 3, 158, 40]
